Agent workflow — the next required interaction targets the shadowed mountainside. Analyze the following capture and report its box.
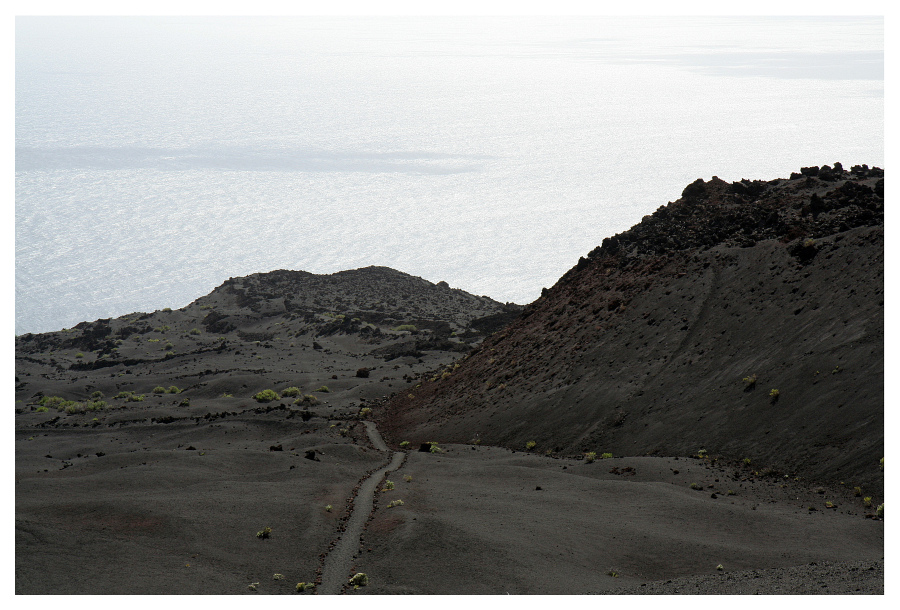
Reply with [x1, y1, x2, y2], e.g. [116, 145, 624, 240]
[377, 163, 884, 496]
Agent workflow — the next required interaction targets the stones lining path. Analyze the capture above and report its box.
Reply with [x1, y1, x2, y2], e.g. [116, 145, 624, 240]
[317, 421, 402, 594]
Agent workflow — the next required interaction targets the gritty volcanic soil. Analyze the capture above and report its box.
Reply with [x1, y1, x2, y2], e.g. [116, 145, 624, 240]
[15, 165, 884, 594]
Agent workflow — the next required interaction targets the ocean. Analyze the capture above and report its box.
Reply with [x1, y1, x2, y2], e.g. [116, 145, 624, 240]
[15, 16, 883, 335]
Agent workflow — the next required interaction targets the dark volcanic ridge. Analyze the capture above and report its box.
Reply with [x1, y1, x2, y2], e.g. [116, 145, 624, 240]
[15, 266, 520, 413]
[378, 162, 884, 498]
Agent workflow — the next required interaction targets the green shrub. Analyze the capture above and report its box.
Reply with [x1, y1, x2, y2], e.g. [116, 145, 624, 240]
[256, 526, 272, 539]
[429, 443, 442, 454]
[75, 353, 84, 359]
[273, 573, 284, 580]
[358, 407, 372, 419]
[188, 328, 201, 335]
[743, 457, 752, 466]
[393, 325, 417, 332]
[525, 440, 537, 450]
[126, 394, 145, 402]
[162, 307, 172, 312]
[399, 441, 410, 449]
[325, 504, 332, 512]
[697, 449, 708, 458]
[864, 497, 873, 508]
[294, 394, 319, 406]
[387, 499, 404, 508]
[348, 573, 368, 587]
[854, 486, 862, 497]
[163, 342, 174, 350]
[769, 388, 780, 402]
[690, 483, 702, 490]
[85, 400, 107, 411]
[152, 386, 166, 394]
[876, 503, 884, 517]
[254, 389, 280, 403]
[281, 387, 302, 397]
[179, 398, 190, 407]
[295, 582, 314, 592]
[314, 385, 330, 393]
[35, 406, 48, 413]
[601, 452, 613, 459]
[167, 386, 181, 394]
[584, 451, 597, 463]
[113, 391, 133, 400]
[382, 480, 395, 491]
[148, 338, 160, 343]
[154, 325, 170, 332]
[91, 391, 104, 399]
[742, 374, 757, 389]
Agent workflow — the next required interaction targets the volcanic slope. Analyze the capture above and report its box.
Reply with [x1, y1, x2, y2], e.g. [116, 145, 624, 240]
[378, 164, 884, 496]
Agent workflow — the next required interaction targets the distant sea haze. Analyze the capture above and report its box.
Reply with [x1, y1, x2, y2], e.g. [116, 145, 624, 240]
[15, 16, 883, 335]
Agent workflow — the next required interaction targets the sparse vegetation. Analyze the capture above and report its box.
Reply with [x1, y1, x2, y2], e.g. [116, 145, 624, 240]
[716, 564, 724, 571]
[254, 389, 280, 403]
[585, 451, 597, 463]
[168, 386, 181, 394]
[314, 385, 330, 393]
[697, 449, 708, 459]
[525, 440, 537, 450]
[91, 391, 104, 399]
[769, 388, 780, 402]
[742, 374, 757, 389]
[399, 441, 410, 449]
[188, 328, 201, 335]
[393, 325, 417, 332]
[382, 480, 395, 491]
[273, 573, 284, 580]
[296, 582, 314, 592]
[281, 387, 301, 397]
[429, 442, 442, 454]
[294, 394, 319, 406]
[152, 386, 166, 394]
[876, 503, 884, 517]
[601, 452, 613, 459]
[743, 457, 752, 466]
[387, 499, 404, 508]
[690, 483, 703, 490]
[35, 406, 48, 413]
[358, 407, 372, 418]
[403, 475, 413, 482]
[325, 504, 332, 512]
[256, 526, 272, 539]
[75, 352, 84, 359]
[178, 398, 190, 407]
[864, 497, 873, 508]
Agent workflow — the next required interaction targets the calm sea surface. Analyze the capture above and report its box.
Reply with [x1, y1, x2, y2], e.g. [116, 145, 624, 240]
[15, 16, 883, 335]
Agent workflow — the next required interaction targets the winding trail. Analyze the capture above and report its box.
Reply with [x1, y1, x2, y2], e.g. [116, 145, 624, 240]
[318, 421, 403, 594]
